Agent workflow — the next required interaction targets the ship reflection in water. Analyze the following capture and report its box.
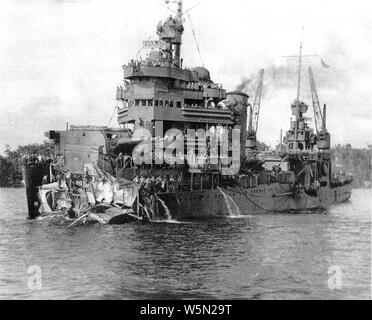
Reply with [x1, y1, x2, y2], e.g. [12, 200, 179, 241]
[0, 188, 370, 300]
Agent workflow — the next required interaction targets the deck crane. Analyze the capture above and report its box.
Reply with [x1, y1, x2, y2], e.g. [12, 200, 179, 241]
[246, 69, 264, 151]
[308, 66, 324, 134]
[308, 66, 330, 150]
[252, 69, 264, 134]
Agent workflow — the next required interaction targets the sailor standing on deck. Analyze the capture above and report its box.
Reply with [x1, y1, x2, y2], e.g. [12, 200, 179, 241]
[177, 175, 182, 191]
[169, 175, 176, 192]
[155, 176, 162, 192]
[144, 176, 155, 193]
[159, 176, 166, 192]
[133, 175, 140, 184]
[117, 152, 124, 169]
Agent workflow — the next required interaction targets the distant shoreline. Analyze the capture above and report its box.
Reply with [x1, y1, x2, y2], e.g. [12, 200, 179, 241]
[0, 185, 24, 189]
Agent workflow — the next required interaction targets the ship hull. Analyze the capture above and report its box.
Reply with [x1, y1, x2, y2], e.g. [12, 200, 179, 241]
[156, 183, 352, 220]
[21, 164, 50, 219]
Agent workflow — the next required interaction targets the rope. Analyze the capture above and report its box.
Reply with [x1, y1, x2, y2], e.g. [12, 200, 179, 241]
[187, 13, 204, 67]
[226, 185, 290, 212]
[107, 103, 119, 127]
[227, 186, 269, 211]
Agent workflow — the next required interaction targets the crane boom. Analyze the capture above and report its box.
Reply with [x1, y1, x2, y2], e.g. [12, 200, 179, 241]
[252, 69, 264, 134]
[308, 67, 324, 134]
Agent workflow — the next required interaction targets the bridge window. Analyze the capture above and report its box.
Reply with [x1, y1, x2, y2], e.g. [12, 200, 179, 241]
[135, 99, 140, 106]
[165, 100, 169, 108]
[159, 100, 163, 107]
[141, 99, 146, 106]
[176, 101, 182, 108]
[170, 101, 174, 108]
[147, 99, 153, 107]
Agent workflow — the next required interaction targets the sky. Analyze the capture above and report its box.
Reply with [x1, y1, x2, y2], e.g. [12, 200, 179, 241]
[0, 0, 371, 153]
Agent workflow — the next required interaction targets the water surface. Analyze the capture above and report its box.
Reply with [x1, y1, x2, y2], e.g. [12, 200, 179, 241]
[0, 188, 370, 299]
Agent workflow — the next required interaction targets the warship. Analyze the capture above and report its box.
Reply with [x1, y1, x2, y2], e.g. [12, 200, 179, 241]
[22, 0, 352, 223]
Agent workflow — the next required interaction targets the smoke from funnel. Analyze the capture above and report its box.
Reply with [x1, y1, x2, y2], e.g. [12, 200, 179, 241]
[235, 78, 253, 92]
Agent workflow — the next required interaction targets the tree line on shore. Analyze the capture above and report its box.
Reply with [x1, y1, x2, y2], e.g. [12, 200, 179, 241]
[331, 144, 372, 188]
[0, 142, 53, 187]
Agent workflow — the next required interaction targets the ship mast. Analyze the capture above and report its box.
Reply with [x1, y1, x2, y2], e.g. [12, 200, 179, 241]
[282, 29, 320, 151]
[162, 0, 184, 67]
[163, 0, 204, 68]
[296, 28, 304, 101]
[294, 32, 304, 151]
[283, 28, 317, 102]
[173, 0, 183, 68]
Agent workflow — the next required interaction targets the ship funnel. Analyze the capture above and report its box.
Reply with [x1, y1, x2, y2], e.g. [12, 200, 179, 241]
[226, 91, 249, 165]
[246, 104, 257, 151]
[226, 91, 249, 106]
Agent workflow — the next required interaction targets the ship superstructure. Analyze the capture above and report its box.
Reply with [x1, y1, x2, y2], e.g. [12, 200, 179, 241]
[115, 0, 242, 162]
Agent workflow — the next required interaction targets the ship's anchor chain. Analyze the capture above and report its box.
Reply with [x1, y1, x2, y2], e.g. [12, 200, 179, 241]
[225, 186, 290, 212]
